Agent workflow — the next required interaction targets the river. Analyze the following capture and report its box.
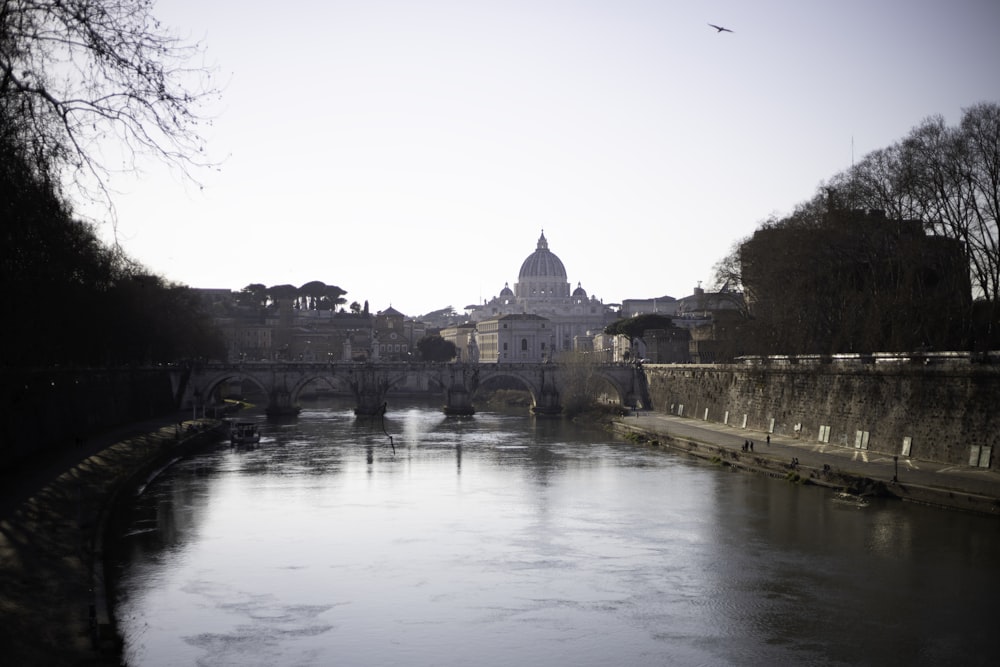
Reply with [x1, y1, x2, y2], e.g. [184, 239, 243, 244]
[110, 401, 1000, 666]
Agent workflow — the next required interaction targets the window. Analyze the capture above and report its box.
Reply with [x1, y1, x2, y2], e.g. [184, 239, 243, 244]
[521, 338, 528, 351]
[503, 342, 508, 351]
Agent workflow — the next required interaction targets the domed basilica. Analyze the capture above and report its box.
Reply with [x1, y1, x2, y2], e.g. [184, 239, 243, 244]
[465, 231, 618, 358]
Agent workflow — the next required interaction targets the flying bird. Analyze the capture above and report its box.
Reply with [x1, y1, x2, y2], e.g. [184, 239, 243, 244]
[708, 23, 733, 33]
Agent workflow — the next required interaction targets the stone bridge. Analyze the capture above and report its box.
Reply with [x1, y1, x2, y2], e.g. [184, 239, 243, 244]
[174, 361, 651, 416]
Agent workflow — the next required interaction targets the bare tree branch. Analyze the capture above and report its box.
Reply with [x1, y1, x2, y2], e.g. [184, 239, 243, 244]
[0, 0, 221, 215]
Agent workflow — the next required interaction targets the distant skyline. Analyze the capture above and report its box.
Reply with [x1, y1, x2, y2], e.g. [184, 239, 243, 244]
[85, 0, 1000, 316]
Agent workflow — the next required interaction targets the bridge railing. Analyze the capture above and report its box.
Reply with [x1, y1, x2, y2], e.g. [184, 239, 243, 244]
[190, 360, 636, 372]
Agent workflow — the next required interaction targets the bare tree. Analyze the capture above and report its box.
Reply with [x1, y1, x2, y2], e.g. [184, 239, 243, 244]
[0, 0, 220, 205]
[960, 103, 1000, 303]
[821, 106, 999, 304]
[827, 144, 918, 220]
[710, 237, 749, 297]
[716, 103, 999, 353]
[557, 351, 609, 415]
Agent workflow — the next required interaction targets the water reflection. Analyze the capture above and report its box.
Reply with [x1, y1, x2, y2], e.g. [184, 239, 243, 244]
[111, 404, 1000, 667]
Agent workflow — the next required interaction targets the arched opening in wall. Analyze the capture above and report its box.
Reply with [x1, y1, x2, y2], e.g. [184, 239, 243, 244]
[295, 375, 354, 410]
[208, 375, 268, 410]
[472, 374, 534, 411]
[562, 372, 626, 416]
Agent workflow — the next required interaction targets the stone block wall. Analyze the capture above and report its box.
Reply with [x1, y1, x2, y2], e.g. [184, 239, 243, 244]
[644, 359, 1000, 469]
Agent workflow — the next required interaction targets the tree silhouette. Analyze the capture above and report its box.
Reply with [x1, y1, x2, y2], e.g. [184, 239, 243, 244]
[238, 283, 268, 311]
[2, 115, 225, 368]
[714, 103, 998, 352]
[416, 335, 457, 362]
[604, 314, 676, 342]
[0, 0, 220, 206]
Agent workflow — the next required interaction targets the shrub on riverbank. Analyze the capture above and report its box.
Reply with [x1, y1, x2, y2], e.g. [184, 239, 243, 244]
[571, 402, 631, 424]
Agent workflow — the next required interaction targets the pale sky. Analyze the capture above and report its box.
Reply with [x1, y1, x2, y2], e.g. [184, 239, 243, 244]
[89, 0, 1000, 317]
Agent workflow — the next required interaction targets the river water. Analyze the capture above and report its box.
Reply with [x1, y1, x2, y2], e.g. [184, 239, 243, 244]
[110, 402, 1000, 666]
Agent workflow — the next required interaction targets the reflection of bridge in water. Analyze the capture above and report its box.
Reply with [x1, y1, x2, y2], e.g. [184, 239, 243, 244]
[175, 362, 651, 416]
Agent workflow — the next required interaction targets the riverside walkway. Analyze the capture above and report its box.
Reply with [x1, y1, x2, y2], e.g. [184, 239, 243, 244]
[616, 411, 1000, 516]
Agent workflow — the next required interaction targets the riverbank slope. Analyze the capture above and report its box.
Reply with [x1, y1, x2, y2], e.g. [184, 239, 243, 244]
[0, 416, 221, 666]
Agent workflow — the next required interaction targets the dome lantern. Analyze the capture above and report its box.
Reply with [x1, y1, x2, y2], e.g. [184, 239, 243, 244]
[515, 230, 570, 299]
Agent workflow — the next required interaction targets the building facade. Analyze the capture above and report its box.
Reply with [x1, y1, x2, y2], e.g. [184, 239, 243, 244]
[440, 322, 479, 362]
[740, 208, 971, 354]
[465, 231, 618, 358]
[476, 313, 553, 363]
[372, 307, 410, 361]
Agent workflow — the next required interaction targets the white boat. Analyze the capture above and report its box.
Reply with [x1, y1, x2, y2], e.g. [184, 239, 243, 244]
[230, 421, 261, 445]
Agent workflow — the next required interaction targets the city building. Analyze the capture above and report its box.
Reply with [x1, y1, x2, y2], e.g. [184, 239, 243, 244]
[440, 322, 479, 362]
[194, 231, 748, 365]
[372, 306, 410, 361]
[465, 231, 618, 358]
[476, 313, 553, 363]
[740, 208, 971, 354]
[611, 285, 745, 363]
[620, 296, 678, 318]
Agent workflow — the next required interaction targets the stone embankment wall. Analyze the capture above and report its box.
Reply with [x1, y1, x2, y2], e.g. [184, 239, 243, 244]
[2, 368, 178, 470]
[644, 356, 1000, 470]
[0, 419, 222, 665]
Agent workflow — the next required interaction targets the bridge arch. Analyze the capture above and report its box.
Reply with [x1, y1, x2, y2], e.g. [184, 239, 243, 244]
[585, 369, 638, 406]
[178, 361, 648, 417]
[200, 371, 270, 404]
[472, 368, 544, 407]
[287, 373, 353, 405]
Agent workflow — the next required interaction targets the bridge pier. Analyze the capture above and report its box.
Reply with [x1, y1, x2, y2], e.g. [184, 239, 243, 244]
[180, 361, 641, 420]
[442, 365, 478, 415]
[265, 389, 301, 416]
[530, 367, 562, 415]
[531, 387, 562, 415]
[350, 367, 391, 416]
[626, 365, 652, 409]
[443, 386, 475, 415]
[355, 392, 387, 416]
